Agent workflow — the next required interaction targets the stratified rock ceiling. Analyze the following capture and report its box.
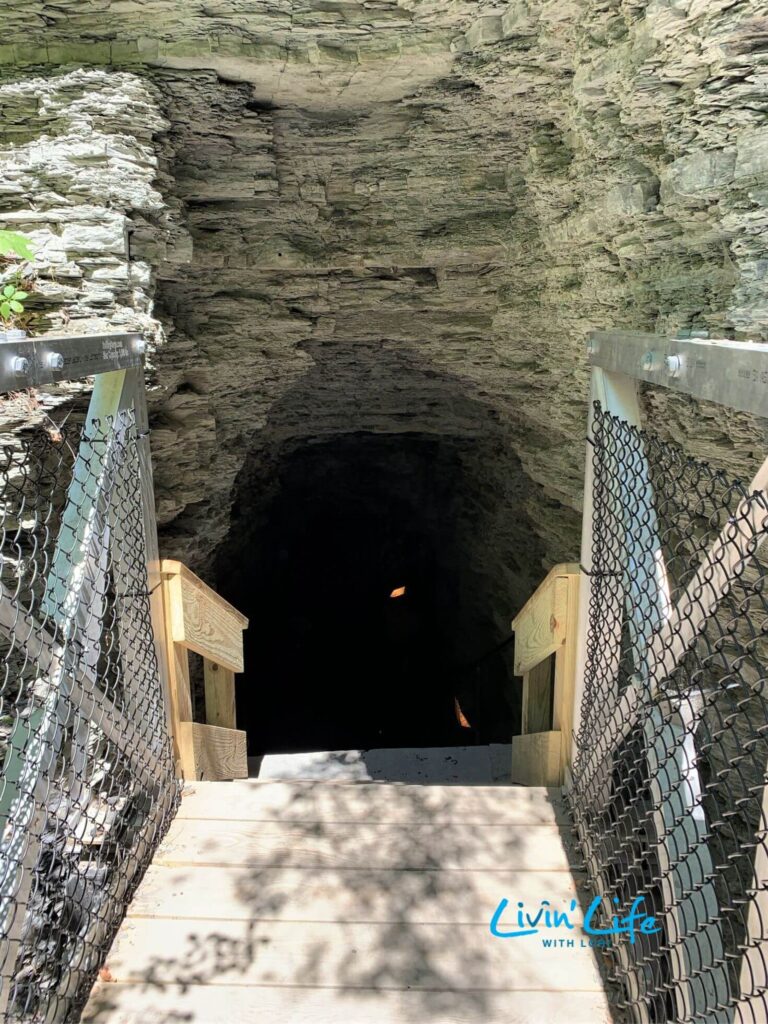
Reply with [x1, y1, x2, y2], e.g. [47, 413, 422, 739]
[1, 2, 768, 610]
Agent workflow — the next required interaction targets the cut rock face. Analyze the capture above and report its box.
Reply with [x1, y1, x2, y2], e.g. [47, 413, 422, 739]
[1, 2, 767, 703]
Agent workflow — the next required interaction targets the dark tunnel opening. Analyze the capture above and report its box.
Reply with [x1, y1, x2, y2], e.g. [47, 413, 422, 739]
[215, 432, 529, 756]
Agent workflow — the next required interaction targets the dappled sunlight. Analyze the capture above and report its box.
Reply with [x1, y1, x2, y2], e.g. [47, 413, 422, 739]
[254, 746, 513, 784]
[85, 778, 613, 1023]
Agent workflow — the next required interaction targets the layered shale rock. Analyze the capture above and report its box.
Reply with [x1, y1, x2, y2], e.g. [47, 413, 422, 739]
[0, 0, 767, 641]
[0, 68, 186, 339]
[0, 68, 189, 435]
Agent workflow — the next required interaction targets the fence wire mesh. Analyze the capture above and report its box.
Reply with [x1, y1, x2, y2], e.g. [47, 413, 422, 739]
[568, 401, 768, 1024]
[0, 408, 178, 1022]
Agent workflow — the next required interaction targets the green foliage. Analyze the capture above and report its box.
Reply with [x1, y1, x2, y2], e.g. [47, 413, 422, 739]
[0, 230, 35, 261]
[0, 283, 29, 323]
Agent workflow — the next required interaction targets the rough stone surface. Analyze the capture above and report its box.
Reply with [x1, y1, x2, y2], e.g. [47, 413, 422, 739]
[0, 69, 187, 340]
[1, 1, 767, 628]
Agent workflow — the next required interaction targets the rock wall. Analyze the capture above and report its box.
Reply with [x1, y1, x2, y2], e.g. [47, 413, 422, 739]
[461, 0, 768, 488]
[1, 1, 767, 630]
[0, 67, 190, 435]
[0, 68, 185, 339]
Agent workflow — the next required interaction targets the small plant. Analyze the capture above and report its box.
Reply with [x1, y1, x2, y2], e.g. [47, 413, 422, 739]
[0, 281, 28, 325]
[0, 230, 35, 261]
[0, 232, 36, 336]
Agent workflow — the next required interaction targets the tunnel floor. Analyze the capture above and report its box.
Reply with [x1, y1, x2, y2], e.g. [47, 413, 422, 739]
[216, 433, 518, 755]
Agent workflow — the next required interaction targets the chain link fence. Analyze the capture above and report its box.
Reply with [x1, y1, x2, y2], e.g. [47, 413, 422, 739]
[0, 390, 178, 1021]
[568, 401, 768, 1023]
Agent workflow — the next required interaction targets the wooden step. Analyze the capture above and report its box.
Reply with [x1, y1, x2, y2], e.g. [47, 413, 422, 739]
[128, 863, 583, 924]
[254, 745, 513, 784]
[98, 916, 605, 991]
[156, 817, 576, 872]
[83, 779, 608, 1024]
[177, 780, 567, 825]
[83, 982, 612, 1024]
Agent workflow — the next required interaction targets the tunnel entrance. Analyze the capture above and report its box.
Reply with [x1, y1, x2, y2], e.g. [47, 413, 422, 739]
[215, 431, 529, 755]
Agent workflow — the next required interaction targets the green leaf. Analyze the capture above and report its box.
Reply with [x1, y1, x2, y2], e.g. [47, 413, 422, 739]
[13, 291, 28, 301]
[9, 300, 23, 313]
[2, 285, 14, 298]
[0, 302, 10, 320]
[0, 230, 35, 260]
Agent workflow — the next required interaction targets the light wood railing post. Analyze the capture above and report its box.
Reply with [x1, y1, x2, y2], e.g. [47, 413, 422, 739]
[204, 662, 236, 729]
[159, 561, 249, 781]
[510, 563, 581, 786]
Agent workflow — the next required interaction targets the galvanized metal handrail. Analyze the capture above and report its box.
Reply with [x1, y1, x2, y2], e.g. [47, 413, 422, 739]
[0, 332, 145, 394]
[588, 329, 768, 418]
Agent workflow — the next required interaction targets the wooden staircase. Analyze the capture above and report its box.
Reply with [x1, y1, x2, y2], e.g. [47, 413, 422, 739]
[83, 768, 611, 1023]
[83, 564, 609, 1022]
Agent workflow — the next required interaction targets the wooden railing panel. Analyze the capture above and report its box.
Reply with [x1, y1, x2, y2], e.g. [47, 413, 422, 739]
[162, 560, 248, 673]
[511, 563, 578, 676]
[178, 723, 248, 781]
[159, 561, 249, 781]
[204, 661, 236, 730]
[511, 564, 580, 787]
[553, 571, 581, 775]
[511, 731, 563, 786]
[521, 657, 553, 736]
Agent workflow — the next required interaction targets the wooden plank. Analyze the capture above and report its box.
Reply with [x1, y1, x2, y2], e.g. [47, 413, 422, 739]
[128, 863, 583, 924]
[256, 745, 513, 785]
[83, 982, 613, 1024]
[512, 574, 566, 676]
[160, 570, 192, 776]
[176, 781, 567, 826]
[554, 573, 580, 775]
[511, 731, 562, 787]
[170, 640, 194, 726]
[512, 563, 579, 676]
[162, 560, 247, 673]
[154, 818, 574, 872]
[178, 722, 248, 782]
[99, 917, 605, 992]
[523, 657, 554, 735]
[203, 660, 236, 729]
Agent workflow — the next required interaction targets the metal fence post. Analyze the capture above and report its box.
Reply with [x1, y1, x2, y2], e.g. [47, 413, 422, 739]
[569, 330, 768, 1023]
[0, 334, 178, 1021]
[119, 367, 176, 755]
